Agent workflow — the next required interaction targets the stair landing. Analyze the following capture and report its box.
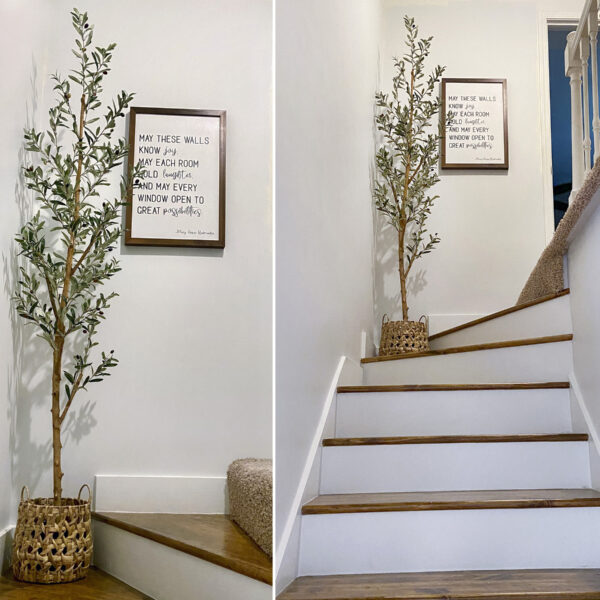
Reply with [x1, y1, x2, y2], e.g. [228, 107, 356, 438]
[0, 566, 151, 598]
[278, 569, 600, 600]
[93, 512, 272, 584]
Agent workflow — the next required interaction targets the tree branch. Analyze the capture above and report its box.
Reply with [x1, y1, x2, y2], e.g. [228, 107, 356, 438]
[59, 369, 84, 424]
[42, 272, 60, 321]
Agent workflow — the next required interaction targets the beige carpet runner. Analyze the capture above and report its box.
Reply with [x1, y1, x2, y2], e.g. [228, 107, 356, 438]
[518, 159, 600, 304]
[227, 458, 272, 557]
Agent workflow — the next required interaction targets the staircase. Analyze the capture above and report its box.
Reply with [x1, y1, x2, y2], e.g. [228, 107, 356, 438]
[91, 469, 272, 600]
[278, 289, 600, 599]
[93, 512, 271, 600]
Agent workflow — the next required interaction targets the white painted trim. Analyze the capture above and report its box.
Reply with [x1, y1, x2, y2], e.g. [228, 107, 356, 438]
[537, 11, 579, 243]
[274, 356, 355, 581]
[0, 525, 14, 574]
[537, 9, 554, 244]
[94, 475, 227, 514]
[569, 371, 600, 457]
[275, 513, 301, 595]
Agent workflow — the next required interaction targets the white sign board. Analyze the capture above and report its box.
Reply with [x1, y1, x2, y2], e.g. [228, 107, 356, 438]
[126, 108, 226, 247]
[441, 79, 508, 169]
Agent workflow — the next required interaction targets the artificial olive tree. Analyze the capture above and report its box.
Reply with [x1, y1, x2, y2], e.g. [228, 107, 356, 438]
[13, 9, 143, 504]
[373, 16, 451, 321]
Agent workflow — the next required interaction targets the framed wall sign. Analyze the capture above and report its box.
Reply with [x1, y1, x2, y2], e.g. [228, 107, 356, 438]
[126, 107, 226, 247]
[441, 78, 508, 169]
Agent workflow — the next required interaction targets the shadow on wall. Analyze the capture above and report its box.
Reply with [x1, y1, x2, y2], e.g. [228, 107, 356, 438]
[2, 57, 99, 503]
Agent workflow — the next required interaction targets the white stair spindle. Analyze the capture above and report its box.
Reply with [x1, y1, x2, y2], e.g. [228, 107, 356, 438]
[581, 33, 592, 172]
[590, 5, 600, 164]
[566, 31, 585, 190]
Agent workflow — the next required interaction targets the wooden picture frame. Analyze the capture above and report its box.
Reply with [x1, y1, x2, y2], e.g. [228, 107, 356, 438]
[441, 78, 508, 170]
[125, 107, 226, 247]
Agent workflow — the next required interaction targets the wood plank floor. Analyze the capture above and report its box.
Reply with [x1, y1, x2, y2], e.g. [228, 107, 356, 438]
[302, 488, 600, 514]
[277, 569, 600, 600]
[0, 567, 151, 599]
[93, 512, 272, 585]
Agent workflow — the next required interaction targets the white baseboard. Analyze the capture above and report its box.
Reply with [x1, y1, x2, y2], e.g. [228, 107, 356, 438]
[274, 355, 362, 592]
[569, 372, 600, 488]
[275, 514, 301, 595]
[94, 475, 227, 514]
[0, 526, 14, 573]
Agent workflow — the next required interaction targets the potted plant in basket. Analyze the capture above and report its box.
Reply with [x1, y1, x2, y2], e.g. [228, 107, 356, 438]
[11, 8, 143, 583]
[373, 16, 452, 356]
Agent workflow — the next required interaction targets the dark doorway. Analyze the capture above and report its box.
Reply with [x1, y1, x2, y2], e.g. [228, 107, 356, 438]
[548, 27, 575, 229]
[548, 26, 600, 228]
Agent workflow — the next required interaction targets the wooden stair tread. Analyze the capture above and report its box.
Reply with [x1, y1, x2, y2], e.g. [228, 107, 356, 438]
[0, 566, 151, 599]
[361, 334, 573, 364]
[322, 433, 588, 446]
[302, 488, 600, 514]
[428, 288, 570, 342]
[93, 512, 272, 585]
[277, 568, 600, 600]
[337, 382, 570, 393]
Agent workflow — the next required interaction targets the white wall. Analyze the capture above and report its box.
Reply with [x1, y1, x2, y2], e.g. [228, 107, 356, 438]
[568, 187, 600, 488]
[0, 0, 51, 530]
[3, 0, 272, 505]
[275, 0, 380, 583]
[373, 0, 581, 335]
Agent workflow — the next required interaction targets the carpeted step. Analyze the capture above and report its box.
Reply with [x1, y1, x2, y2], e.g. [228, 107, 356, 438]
[227, 458, 272, 557]
[517, 159, 600, 304]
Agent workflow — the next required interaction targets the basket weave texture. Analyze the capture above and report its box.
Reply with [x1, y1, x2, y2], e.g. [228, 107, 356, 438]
[12, 485, 92, 584]
[379, 315, 429, 356]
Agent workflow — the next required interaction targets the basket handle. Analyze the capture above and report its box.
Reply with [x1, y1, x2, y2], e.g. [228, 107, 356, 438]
[381, 313, 390, 328]
[20, 486, 30, 502]
[77, 484, 92, 503]
[418, 314, 429, 334]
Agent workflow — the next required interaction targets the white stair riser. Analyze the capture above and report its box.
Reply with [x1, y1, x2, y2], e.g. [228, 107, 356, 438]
[430, 295, 572, 350]
[335, 389, 572, 437]
[298, 507, 600, 575]
[363, 342, 572, 386]
[93, 521, 271, 600]
[320, 442, 590, 493]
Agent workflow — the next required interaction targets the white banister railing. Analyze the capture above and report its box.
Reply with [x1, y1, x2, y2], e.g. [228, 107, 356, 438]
[566, 0, 600, 192]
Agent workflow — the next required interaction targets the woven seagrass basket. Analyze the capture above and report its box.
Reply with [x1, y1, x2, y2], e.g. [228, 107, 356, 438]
[379, 314, 429, 356]
[12, 484, 93, 584]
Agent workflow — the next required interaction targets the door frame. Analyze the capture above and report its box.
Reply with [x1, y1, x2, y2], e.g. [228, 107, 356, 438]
[537, 10, 579, 242]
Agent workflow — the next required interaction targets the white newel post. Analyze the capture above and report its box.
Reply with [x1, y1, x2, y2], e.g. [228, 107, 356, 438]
[566, 31, 585, 191]
[590, 6, 600, 165]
